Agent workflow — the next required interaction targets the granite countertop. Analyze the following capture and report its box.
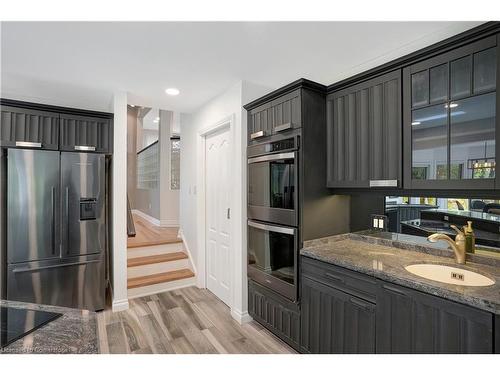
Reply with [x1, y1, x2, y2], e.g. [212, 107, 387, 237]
[302, 230, 500, 314]
[0, 300, 98, 354]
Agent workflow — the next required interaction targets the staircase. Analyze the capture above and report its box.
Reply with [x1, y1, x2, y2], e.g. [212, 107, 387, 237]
[127, 212, 195, 299]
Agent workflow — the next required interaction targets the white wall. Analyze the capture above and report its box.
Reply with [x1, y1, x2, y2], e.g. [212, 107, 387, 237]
[180, 80, 272, 322]
[111, 91, 129, 312]
[159, 109, 180, 227]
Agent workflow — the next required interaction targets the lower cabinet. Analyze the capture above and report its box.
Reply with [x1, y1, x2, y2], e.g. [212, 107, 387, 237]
[299, 256, 495, 354]
[300, 276, 376, 353]
[377, 281, 493, 353]
[248, 279, 300, 350]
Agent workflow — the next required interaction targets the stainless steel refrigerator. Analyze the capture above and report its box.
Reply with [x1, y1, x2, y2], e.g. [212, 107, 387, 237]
[6, 149, 105, 311]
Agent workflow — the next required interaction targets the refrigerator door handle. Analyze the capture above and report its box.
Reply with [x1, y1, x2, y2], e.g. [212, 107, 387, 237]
[11, 259, 101, 273]
[51, 186, 56, 255]
[64, 186, 69, 255]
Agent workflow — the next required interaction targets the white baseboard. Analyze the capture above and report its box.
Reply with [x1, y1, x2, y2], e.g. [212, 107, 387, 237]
[160, 219, 179, 227]
[132, 209, 160, 226]
[132, 209, 179, 227]
[231, 309, 253, 325]
[179, 227, 197, 275]
[112, 298, 129, 312]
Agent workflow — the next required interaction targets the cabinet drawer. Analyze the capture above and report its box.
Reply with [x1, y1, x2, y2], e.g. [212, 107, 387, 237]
[60, 114, 112, 153]
[301, 256, 377, 303]
[0, 106, 59, 150]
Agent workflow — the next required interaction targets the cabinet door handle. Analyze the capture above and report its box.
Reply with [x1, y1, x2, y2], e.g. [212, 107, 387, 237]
[324, 272, 344, 283]
[349, 297, 374, 311]
[250, 130, 266, 140]
[75, 145, 96, 151]
[274, 123, 291, 132]
[382, 284, 408, 297]
[15, 141, 42, 148]
[369, 179, 398, 187]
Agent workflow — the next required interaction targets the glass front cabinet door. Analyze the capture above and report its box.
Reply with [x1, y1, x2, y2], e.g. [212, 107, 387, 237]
[403, 35, 499, 189]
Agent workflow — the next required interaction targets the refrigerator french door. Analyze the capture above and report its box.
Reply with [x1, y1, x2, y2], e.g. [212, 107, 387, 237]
[6, 149, 105, 311]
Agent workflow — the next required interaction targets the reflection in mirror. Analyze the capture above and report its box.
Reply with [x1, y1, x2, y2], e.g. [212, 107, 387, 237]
[385, 195, 500, 258]
[412, 104, 448, 180]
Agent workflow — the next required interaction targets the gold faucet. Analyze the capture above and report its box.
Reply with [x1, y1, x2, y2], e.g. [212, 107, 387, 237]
[427, 225, 466, 264]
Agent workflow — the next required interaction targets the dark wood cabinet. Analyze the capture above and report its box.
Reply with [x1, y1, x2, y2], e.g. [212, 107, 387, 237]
[377, 281, 493, 353]
[248, 102, 272, 142]
[246, 81, 322, 145]
[300, 275, 376, 354]
[299, 256, 495, 354]
[403, 35, 499, 190]
[247, 89, 301, 143]
[60, 114, 113, 154]
[326, 70, 402, 188]
[248, 279, 300, 350]
[270, 89, 301, 134]
[0, 106, 59, 150]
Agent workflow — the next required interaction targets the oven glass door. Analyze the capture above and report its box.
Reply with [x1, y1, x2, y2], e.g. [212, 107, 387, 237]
[247, 220, 297, 299]
[248, 152, 297, 226]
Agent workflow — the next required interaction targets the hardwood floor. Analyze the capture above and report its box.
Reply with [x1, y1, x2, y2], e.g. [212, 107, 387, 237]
[97, 286, 295, 354]
[127, 214, 181, 248]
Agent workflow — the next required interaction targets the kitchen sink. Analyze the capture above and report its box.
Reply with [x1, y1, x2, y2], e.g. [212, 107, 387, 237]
[405, 264, 495, 287]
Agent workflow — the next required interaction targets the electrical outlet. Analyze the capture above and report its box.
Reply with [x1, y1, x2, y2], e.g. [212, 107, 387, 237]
[371, 214, 388, 231]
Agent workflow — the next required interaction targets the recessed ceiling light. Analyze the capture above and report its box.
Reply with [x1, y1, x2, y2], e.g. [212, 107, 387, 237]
[165, 88, 180, 96]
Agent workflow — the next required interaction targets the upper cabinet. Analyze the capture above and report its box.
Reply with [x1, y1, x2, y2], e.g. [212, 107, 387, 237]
[326, 70, 402, 188]
[60, 114, 113, 154]
[248, 89, 302, 143]
[0, 106, 59, 150]
[403, 35, 498, 190]
[0, 100, 113, 153]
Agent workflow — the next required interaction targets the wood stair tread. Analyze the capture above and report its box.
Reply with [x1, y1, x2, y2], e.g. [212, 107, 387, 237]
[127, 238, 183, 249]
[127, 269, 195, 289]
[127, 252, 188, 268]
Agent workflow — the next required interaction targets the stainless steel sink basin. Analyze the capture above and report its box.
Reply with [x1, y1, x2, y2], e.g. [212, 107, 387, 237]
[405, 264, 495, 287]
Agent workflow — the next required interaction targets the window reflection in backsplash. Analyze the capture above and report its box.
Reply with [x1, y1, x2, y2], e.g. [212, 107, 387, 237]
[385, 196, 500, 256]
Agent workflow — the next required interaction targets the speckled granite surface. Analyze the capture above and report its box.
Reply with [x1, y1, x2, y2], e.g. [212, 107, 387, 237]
[0, 300, 98, 354]
[302, 231, 500, 314]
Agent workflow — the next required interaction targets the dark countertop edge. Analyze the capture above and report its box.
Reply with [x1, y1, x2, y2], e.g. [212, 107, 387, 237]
[300, 248, 500, 315]
[0, 299, 95, 316]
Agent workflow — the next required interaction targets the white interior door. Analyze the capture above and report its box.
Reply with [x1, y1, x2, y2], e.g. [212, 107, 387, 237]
[205, 126, 231, 306]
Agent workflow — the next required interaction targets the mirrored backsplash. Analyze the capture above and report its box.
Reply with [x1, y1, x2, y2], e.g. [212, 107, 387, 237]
[385, 196, 500, 258]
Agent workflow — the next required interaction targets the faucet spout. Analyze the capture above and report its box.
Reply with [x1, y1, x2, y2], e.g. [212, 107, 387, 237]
[427, 227, 466, 265]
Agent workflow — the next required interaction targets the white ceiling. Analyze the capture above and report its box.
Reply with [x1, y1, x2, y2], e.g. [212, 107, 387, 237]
[0, 21, 483, 113]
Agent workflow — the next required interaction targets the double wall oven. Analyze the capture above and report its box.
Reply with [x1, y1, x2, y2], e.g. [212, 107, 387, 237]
[247, 135, 299, 300]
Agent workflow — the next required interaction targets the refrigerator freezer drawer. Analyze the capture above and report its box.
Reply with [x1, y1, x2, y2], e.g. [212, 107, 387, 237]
[7, 255, 105, 311]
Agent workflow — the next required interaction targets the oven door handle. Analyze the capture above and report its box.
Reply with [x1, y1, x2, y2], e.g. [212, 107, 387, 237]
[247, 152, 295, 164]
[248, 220, 296, 235]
